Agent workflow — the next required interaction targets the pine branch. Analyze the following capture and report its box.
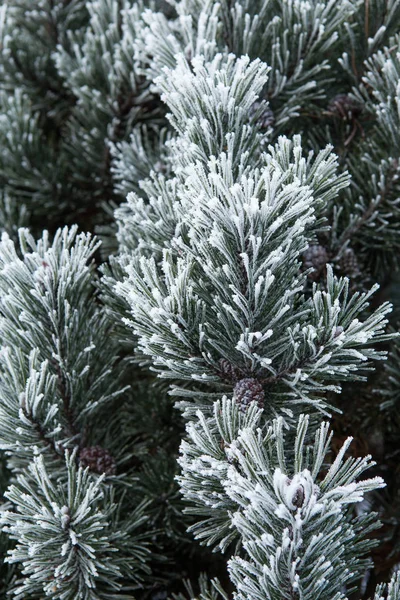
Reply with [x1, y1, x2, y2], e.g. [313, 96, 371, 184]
[178, 399, 385, 600]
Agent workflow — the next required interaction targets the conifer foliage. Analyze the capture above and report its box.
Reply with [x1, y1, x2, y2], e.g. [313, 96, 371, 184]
[1, 0, 400, 599]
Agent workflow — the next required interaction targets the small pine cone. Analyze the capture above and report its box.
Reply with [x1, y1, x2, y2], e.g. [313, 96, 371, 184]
[79, 446, 116, 476]
[219, 358, 240, 382]
[328, 94, 362, 120]
[339, 247, 360, 278]
[302, 244, 329, 281]
[234, 378, 265, 411]
[291, 485, 305, 509]
[249, 100, 275, 129]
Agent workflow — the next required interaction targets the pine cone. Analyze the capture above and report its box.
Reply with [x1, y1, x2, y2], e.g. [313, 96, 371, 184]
[219, 358, 241, 382]
[291, 485, 305, 508]
[79, 446, 116, 476]
[302, 244, 329, 281]
[328, 94, 362, 120]
[234, 378, 265, 411]
[338, 247, 360, 278]
[249, 100, 275, 129]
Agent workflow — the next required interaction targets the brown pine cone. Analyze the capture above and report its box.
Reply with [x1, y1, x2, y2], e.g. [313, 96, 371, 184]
[302, 244, 329, 281]
[219, 358, 241, 382]
[234, 378, 265, 411]
[328, 94, 363, 120]
[79, 445, 116, 476]
[291, 485, 305, 509]
[249, 100, 275, 129]
[338, 247, 360, 278]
